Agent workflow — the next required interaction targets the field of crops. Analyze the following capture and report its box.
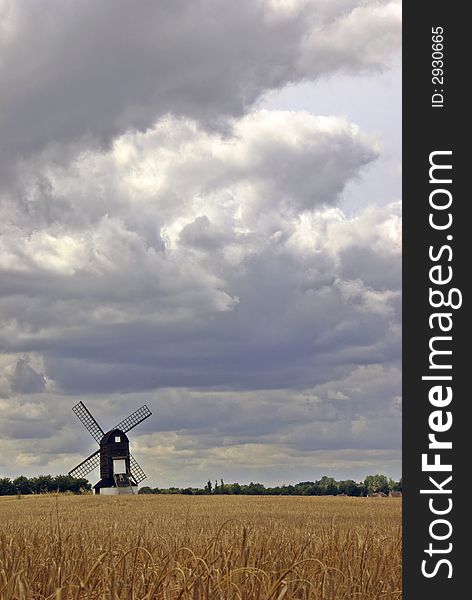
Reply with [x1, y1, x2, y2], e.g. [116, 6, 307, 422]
[0, 494, 401, 599]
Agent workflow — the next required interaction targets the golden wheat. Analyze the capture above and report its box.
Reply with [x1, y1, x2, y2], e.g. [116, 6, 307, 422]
[0, 494, 401, 599]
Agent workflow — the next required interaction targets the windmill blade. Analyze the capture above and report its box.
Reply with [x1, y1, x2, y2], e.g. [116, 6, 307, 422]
[68, 449, 100, 479]
[129, 454, 147, 484]
[114, 405, 152, 434]
[72, 401, 104, 444]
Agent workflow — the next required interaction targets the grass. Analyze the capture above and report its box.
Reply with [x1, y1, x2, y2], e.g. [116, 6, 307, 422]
[0, 494, 401, 599]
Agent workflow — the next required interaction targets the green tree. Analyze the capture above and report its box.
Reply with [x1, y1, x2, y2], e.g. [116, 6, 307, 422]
[13, 476, 33, 495]
[364, 474, 389, 495]
[318, 476, 337, 494]
[294, 481, 314, 495]
[30, 475, 54, 494]
[54, 475, 76, 492]
[338, 480, 359, 496]
[228, 482, 241, 494]
[0, 477, 16, 495]
[246, 482, 266, 495]
[74, 477, 91, 493]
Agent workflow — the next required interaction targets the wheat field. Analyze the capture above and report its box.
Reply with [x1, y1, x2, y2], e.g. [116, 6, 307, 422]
[0, 494, 401, 599]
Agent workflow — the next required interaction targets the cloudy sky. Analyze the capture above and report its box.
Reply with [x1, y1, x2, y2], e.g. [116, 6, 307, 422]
[0, 0, 401, 487]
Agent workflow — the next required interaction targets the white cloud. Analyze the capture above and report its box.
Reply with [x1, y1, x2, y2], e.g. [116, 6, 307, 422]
[298, 1, 401, 75]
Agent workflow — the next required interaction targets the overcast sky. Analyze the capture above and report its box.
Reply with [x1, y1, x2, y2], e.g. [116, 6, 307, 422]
[0, 0, 401, 487]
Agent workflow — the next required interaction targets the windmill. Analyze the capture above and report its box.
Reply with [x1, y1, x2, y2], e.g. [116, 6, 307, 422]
[68, 401, 152, 495]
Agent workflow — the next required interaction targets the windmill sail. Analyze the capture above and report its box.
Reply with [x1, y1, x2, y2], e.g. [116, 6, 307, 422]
[129, 454, 147, 484]
[72, 401, 105, 443]
[114, 405, 151, 434]
[68, 449, 100, 478]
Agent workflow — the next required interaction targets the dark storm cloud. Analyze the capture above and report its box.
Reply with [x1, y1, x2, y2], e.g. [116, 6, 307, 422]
[10, 357, 46, 393]
[0, 0, 400, 171]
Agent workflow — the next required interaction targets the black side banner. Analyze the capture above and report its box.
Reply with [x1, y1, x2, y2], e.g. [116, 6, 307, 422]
[403, 2, 467, 597]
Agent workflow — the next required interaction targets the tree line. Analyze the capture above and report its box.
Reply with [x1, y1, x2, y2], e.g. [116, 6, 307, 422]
[138, 474, 402, 496]
[0, 473, 401, 497]
[0, 475, 91, 496]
